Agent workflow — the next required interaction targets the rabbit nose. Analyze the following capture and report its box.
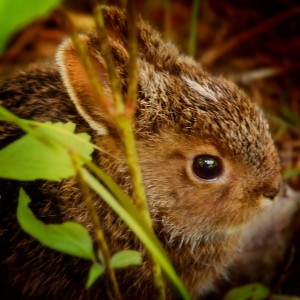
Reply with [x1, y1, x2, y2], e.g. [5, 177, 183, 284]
[263, 185, 280, 200]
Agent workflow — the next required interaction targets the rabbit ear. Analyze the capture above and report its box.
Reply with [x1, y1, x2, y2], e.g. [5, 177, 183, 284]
[56, 34, 124, 135]
[102, 7, 127, 45]
[102, 7, 176, 68]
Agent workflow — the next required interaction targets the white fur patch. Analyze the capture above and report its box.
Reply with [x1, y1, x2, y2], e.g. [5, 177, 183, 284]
[259, 196, 273, 209]
[183, 76, 218, 102]
[138, 61, 167, 99]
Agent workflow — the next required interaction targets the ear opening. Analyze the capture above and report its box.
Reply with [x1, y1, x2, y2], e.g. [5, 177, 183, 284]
[56, 35, 115, 135]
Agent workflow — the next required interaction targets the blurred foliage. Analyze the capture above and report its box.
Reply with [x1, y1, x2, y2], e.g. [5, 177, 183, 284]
[0, 0, 61, 54]
[224, 283, 269, 300]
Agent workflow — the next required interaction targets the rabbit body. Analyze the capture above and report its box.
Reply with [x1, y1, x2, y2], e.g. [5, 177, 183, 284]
[0, 7, 281, 300]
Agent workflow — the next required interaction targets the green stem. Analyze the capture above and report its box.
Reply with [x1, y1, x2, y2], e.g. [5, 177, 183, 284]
[117, 117, 150, 221]
[163, 0, 171, 40]
[93, 5, 124, 115]
[57, 9, 114, 116]
[66, 4, 166, 297]
[125, 0, 138, 116]
[116, 117, 166, 299]
[82, 169, 190, 299]
[188, 0, 200, 57]
[153, 261, 166, 300]
[70, 151, 121, 300]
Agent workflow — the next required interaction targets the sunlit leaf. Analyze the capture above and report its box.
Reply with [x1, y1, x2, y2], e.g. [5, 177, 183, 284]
[0, 133, 73, 180]
[111, 250, 142, 269]
[0, 114, 93, 181]
[17, 188, 96, 262]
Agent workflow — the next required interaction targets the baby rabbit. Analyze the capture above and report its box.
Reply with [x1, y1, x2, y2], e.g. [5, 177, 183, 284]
[0, 7, 281, 300]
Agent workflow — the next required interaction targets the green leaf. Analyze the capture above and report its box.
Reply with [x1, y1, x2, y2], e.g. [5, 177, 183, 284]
[0, 133, 73, 180]
[224, 283, 270, 300]
[17, 188, 96, 262]
[85, 250, 142, 290]
[36, 121, 93, 158]
[81, 167, 191, 300]
[0, 0, 61, 54]
[111, 250, 142, 269]
[86, 263, 105, 289]
[0, 120, 94, 181]
[0, 106, 190, 298]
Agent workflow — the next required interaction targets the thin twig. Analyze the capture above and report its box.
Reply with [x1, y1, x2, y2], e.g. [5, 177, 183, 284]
[57, 9, 114, 116]
[143, 0, 152, 20]
[200, 7, 300, 66]
[93, 5, 124, 115]
[110, 117, 166, 299]
[120, 0, 127, 9]
[152, 261, 166, 300]
[163, 0, 171, 40]
[116, 117, 151, 223]
[92, 3, 153, 226]
[125, 0, 138, 116]
[187, 0, 201, 57]
[70, 151, 121, 300]
[64, 4, 166, 297]
[235, 64, 300, 84]
[125, 4, 166, 297]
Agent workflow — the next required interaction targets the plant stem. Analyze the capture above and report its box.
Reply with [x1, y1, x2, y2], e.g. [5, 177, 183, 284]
[153, 259, 166, 300]
[163, 0, 171, 40]
[116, 117, 166, 299]
[120, 0, 127, 9]
[57, 9, 114, 116]
[125, 0, 138, 116]
[94, 4, 166, 298]
[65, 4, 166, 297]
[117, 117, 150, 221]
[93, 5, 124, 115]
[70, 151, 121, 300]
[188, 0, 200, 57]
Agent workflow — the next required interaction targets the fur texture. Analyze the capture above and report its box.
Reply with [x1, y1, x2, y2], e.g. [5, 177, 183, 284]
[0, 7, 281, 299]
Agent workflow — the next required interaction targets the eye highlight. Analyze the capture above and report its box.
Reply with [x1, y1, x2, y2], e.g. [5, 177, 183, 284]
[192, 155, 223, 181]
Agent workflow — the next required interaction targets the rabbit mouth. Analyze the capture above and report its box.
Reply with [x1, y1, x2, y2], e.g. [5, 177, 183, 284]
[158, 202, 265, 249]
[161, 219, 247, 251]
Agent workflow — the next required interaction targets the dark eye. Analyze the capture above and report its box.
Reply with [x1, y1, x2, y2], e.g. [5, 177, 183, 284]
[192, 155, 223, 180]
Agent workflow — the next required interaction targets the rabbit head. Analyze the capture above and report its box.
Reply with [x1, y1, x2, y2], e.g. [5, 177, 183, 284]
[56, 6, 281, 293]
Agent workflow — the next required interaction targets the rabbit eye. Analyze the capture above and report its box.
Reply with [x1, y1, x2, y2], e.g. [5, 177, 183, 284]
[192, 155, 223, 180]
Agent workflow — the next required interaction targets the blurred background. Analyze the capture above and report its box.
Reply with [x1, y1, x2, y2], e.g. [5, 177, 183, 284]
[0, 0, 299, 298]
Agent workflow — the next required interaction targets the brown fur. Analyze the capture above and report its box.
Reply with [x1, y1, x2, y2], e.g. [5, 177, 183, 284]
[0, 7, 281, 299]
